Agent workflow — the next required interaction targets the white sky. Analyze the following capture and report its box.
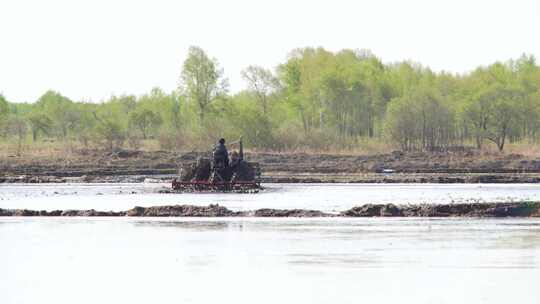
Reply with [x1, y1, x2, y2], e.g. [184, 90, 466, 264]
[1, 0, 539, 103]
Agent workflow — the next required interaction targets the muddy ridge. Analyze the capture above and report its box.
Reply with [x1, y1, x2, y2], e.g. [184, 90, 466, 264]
[3, 150, 540, 183]
[2, 202, 540, 218]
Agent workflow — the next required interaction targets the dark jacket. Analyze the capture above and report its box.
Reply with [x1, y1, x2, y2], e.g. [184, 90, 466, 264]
[213, 143, 229, 167]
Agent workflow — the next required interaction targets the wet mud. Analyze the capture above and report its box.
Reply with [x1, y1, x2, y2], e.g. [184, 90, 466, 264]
[2, 150, 540, 183]
[2, 202, 540, 218]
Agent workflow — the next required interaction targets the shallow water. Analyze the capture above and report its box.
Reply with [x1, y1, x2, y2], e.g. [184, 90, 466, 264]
[1, 183, 540, 212]
[1, 217, 540, 304]
[2, 183, 540, 303]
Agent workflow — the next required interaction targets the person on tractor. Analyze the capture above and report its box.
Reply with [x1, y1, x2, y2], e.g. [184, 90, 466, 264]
[213, 138, 229, 168]
[212, 138, 230, 182]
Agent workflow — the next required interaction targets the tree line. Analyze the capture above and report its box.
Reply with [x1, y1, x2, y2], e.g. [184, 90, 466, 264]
[1, 46, 539, 154]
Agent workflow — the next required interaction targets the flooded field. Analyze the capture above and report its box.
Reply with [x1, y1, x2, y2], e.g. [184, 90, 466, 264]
[2, 183, 540, 303]
[2, 183, 540, 213]
[1, 217, 539, 304]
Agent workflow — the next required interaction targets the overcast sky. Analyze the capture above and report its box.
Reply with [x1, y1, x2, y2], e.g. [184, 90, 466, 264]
[1, 0, 539, 102]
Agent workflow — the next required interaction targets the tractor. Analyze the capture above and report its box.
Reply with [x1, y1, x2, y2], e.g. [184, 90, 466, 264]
[171, 138, 262, 192]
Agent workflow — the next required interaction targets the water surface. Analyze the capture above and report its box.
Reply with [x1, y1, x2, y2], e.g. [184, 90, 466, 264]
[1, 183, 540, 212]
[2, 183, 540, 303]
[1, 217, 539, 304]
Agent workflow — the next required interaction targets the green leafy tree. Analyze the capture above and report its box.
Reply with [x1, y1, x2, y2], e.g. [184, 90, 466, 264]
[1, 49, 539, 153]
[92, 105, 127, 151]
[241, 65, 279, 115]
[179, 46, 228, 122]
[385, 88, 454, 151]
[73, 103, 98, 149]
[0, 95, 9, 135]
[128, 108, 163, 139]
[6, 116, 28, 155]
[26, 112, 53, 141]
[224, 92, 275, 148]
[95, 120, 124, 152]
[482, 85, 523, 151]
[35, 90, 78, 138]
[0, 94, 8, 119]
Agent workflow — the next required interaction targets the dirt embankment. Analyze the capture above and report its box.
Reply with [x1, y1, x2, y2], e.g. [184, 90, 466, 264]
[2, 202, 540, 218]
[2, 149, 540, 183]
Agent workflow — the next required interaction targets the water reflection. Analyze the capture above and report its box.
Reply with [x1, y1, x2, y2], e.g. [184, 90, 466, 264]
[131, 220, 231, 231]
[287, 253, 386, 267]
[2, 217, 540, 303]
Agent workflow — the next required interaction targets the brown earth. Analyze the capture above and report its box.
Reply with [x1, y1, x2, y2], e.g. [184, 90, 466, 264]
[1, 202, 540, 217]
[2, 149, 540, 183]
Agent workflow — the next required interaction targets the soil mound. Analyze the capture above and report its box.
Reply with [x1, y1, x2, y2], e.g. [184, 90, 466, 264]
[126, 204, 238, 217]
[341, 202, 540, 217]
[2, 202, 539, 218]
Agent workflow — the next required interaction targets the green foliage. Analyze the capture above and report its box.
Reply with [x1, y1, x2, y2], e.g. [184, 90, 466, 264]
[2, 47, 540, 153]
[0, 95, 8, 119]
[385, 87, 454, 151]
[35, 90, 78, 138]
[94, 118, 124, 152]
[0, 95, 9, 134]
[222, 92, 275, 148]
[179, 46, 228, 122]
[5, 115, 28, 155]
[26, 112, 53, 141]
[128, 108, 162, 139]
[241, 65, 279, 115]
